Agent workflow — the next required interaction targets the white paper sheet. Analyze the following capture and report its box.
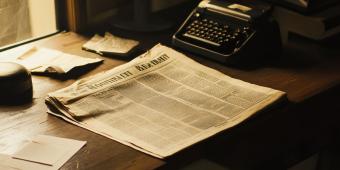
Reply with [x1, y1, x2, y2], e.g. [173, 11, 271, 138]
[0, 154, 54, 170]
[11, 135, 86, 169]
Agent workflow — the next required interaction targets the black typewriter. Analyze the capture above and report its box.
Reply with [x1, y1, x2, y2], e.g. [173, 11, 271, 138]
[172, 0, 281, 65]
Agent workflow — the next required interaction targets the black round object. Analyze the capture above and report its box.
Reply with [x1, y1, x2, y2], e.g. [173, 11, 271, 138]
[0, 62, 33, 104]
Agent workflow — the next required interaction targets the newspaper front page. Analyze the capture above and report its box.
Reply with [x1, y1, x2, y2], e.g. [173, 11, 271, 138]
[46, 44, 285, 158]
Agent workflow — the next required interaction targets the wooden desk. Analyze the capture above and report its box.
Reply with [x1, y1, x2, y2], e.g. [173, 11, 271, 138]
[0, 32, 339, 170]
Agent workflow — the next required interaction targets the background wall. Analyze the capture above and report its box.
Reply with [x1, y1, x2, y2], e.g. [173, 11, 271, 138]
[85, 0, 189, 27]
[86, 0, 122, 26]
[152, 0, 189, 11]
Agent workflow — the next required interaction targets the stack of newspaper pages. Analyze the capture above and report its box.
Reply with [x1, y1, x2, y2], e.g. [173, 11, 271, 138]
[46, 44, 286, 158]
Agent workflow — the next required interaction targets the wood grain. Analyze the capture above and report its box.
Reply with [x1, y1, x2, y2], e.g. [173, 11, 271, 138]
[0, 32, 339, 169]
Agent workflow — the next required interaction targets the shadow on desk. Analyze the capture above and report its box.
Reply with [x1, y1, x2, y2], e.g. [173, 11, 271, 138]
[159, 86, 340, 170]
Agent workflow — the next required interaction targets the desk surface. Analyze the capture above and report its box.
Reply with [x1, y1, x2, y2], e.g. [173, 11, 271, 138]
[0, 32, 339, 170]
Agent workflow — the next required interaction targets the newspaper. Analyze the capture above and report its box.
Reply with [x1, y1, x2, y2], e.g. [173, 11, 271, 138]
[46, 44, 285, 158]
[82, 32, 139, 56]
[0, 47, 103, 74]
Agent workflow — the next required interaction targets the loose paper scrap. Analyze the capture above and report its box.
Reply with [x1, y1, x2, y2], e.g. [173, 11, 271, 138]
[13, 141, 67, 166]
[82, 32, 139, 56]
[0, 154, 54, 170]
[12, 135, 86, 169]
[16, 47, 103, 74]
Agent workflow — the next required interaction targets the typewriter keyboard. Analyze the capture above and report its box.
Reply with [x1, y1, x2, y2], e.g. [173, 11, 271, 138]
[182, 12, 254, 54]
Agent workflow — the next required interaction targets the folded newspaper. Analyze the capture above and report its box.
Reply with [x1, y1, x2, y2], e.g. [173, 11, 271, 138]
[7, 47, 103, 74]
[82, 32, 139, 56]
[46, 44, 286, 158]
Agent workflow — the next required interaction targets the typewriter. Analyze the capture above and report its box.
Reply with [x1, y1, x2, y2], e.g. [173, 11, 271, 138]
[172, 0, 281, 65]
